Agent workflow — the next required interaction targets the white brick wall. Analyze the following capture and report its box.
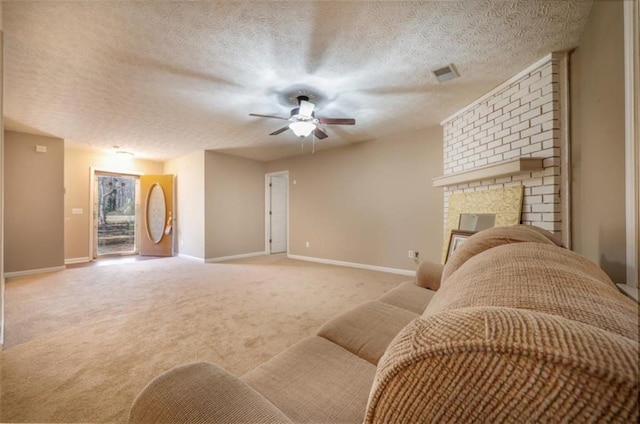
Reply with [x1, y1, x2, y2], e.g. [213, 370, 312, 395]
[442, 56, 564, 237]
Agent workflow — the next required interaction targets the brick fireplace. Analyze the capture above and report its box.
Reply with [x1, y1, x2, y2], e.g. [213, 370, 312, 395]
[437, 53, 569, 246]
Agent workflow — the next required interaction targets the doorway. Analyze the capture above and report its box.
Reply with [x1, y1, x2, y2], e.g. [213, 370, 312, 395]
[94, 172, 139, 257]
[265, 172, 288, 254]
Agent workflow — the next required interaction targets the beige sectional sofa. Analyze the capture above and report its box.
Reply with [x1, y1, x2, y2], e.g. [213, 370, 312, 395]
[129, 225, 639, 423]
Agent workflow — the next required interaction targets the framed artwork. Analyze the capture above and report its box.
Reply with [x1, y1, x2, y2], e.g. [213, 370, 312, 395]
[446, 230, 476, 262]
[441, 186, 523, 262]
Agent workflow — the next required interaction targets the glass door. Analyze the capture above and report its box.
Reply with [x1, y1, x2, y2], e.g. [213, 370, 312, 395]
[95, 173, 139, 256]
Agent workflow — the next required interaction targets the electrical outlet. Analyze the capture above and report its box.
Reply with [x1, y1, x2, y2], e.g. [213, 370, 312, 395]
[408, 250, 415, 259]
[305, 241, 310, 248]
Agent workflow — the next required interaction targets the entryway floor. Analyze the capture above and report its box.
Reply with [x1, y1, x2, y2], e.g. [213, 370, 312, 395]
[66, 255, 165, 269]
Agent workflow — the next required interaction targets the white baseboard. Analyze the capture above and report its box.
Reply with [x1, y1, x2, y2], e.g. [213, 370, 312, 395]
[65, 257, 91, 265]
[5, 265, 66, 279]
[205, 251, 267, 263]
[287, 254, 416, 277]
[177, 253, 205, 263]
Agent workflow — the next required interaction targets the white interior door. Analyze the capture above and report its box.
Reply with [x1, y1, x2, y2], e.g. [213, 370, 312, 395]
[269, 175, 287, 254]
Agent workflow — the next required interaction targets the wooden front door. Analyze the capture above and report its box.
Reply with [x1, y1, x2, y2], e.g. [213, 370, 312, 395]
[139, 174, 174, 257]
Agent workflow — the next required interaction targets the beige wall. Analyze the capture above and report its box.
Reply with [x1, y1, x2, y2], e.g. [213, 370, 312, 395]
[266, 126, 443, 271]
[64, 147, 163, 261]
[570, 0, 626, 283]
[164, 151, 205, 260]
[204, 151, 266, 260]
[5, 131, 64, 273]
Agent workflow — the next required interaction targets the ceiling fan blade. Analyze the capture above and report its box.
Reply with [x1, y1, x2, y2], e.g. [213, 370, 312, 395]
[269, 126, 290, 136]
[249, 113, 289, 120]
[314, 127, 328, 140]
[298, 100, 315, 117]
[318, 118, 356, 125]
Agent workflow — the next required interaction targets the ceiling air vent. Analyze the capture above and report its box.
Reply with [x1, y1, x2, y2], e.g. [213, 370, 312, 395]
[433, 64, 459, 83]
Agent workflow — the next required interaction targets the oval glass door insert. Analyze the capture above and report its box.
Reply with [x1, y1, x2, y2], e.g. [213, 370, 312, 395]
[146, 183, 166, 244]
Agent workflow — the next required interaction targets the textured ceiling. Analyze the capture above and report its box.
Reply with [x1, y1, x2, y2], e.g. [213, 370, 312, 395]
[2, 0, 593, 162]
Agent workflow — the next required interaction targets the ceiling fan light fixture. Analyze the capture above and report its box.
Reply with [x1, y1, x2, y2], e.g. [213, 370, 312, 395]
[249, 90, 355, 143]
[289, 121, 316, 138]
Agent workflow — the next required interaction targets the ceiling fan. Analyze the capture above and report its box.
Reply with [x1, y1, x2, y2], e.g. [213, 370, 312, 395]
[249, 96, 356, 140]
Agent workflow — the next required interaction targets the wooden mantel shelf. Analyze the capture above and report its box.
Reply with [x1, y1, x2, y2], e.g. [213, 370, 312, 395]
[433, 157, 544, 188]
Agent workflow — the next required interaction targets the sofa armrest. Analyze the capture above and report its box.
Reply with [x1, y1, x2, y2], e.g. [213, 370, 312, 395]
[416, 261, 444, 290]
[366, 308, 639, 423]
[129, 362, 292, 424]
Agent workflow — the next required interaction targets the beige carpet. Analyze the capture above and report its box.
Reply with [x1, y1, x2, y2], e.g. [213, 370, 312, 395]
[0, 255, 407, 423]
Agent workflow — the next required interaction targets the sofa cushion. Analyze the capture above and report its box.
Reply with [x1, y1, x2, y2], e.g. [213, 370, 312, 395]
[242, 336, 376, 424]
[426, 242, 638, 340]
[377, 281, 436, 314]
[442, 224, 563, 282]
[366, 307, 639, 423]
[129, 362, 292, 424]
[416, 261, 444, 290]
[317, 301, 418, 364]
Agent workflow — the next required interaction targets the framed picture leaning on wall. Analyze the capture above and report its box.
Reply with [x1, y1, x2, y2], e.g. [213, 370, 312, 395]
[446, 230, 476, 263]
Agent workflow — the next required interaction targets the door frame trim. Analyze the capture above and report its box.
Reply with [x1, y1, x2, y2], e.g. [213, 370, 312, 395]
[624, 0, 639, 288]
[89, 167, 144, 260]
[264, 171, 289, 254]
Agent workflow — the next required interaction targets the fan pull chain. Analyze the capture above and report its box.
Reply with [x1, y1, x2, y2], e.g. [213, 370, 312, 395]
[312, 132, 316, 154]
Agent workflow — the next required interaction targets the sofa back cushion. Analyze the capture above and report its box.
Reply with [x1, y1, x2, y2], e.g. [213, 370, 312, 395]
[426, 242, 637, 340]
[441, 225, 563, 282]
